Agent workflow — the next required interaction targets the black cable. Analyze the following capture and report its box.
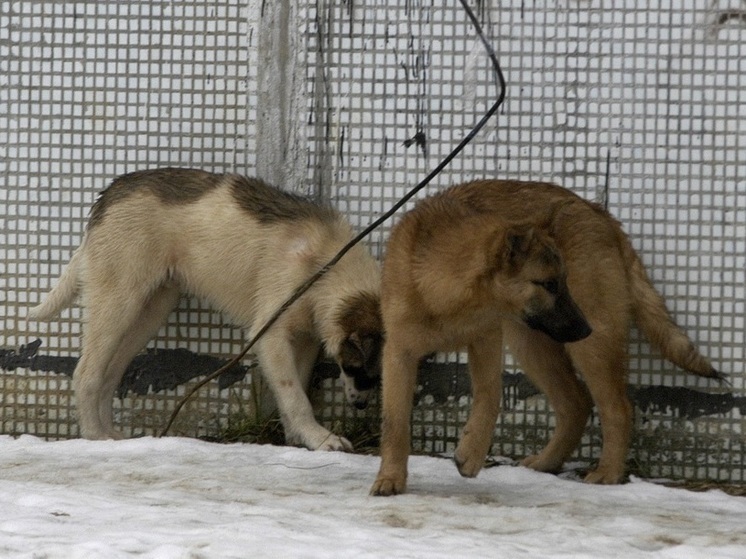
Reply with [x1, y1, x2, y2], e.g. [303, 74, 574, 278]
[161, 0, 506, 436]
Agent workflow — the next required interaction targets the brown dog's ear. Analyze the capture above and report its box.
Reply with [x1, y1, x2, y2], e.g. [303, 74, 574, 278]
[506, 226, 534, 259]
[491, 224, 534, 272]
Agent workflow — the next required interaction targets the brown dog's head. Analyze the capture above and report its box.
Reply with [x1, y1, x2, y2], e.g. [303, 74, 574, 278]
[489, 225, 592, 343]
[334, 292, 383, 409]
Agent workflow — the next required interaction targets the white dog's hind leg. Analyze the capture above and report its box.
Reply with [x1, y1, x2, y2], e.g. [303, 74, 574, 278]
[74, 285, 171, 439]
[96, 286, 181, 435]
[72, 352, 115, 440]
[255, 332, 352, 452]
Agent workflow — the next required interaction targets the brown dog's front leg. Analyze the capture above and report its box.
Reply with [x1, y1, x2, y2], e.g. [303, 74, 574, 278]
[370, 343, 420, 496]
[454, 333, 503, 478]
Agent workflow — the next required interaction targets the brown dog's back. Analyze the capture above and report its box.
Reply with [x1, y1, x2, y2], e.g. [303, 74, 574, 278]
[422, 180, 719, 380]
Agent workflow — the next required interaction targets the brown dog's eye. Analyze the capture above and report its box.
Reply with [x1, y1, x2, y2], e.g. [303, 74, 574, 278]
[533, 279, 559, 295]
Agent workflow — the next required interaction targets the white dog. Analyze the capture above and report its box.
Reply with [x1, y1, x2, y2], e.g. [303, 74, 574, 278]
[31, 168, 383, 450]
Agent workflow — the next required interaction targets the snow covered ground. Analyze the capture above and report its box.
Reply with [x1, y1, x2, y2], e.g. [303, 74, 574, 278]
[0, 436, 744, 558]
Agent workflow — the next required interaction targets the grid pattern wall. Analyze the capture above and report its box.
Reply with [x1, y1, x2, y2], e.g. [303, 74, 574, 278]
[303, 0, 745, 481]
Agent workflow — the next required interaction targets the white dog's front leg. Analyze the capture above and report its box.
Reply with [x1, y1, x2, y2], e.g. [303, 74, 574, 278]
[255, 333, 352, 452]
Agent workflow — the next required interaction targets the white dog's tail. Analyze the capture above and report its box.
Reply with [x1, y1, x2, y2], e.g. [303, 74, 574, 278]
[29, 247, 83, 320]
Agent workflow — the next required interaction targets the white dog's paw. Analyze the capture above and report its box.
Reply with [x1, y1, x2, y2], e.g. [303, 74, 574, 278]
[316, 433, 353, 452]
[79, 424, 125, 441]
[287, 425, 353, 452]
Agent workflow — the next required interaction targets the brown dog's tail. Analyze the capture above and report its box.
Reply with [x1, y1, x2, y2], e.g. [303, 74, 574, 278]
[28, 247, 83, 320]
[619, 231, 724, 380]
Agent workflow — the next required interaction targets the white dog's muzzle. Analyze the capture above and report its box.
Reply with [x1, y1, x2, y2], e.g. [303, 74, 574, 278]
[340, 370, 373, 410]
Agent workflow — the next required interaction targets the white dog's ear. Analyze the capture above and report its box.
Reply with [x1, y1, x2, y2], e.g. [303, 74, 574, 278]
[338, 331, 383, 374]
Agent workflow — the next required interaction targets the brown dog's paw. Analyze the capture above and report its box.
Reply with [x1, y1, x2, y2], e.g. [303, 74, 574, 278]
[370, 474, 407, 496]
[583, 466, 624, 485]
[454, 449, 485, 478]
[520, 453, 563, 474]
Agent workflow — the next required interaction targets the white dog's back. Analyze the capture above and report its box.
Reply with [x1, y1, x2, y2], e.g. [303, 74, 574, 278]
[31, 168, 382, 446]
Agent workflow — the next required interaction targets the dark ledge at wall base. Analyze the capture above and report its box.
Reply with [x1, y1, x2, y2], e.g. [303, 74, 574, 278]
[0, 339, 250, 396]
[1, 340, 740, 420]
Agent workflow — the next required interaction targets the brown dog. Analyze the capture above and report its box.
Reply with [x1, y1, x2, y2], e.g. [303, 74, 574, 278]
[371, 179, 721, 495]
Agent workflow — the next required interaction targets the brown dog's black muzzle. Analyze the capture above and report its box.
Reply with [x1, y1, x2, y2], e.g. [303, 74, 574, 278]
[524, 293, 592, 344]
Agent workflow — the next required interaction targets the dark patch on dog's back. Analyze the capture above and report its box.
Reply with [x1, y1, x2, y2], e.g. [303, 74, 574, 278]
[230, 175, 337, 224]
[89, 168, 224, 229]
[88, 168, 337, 229]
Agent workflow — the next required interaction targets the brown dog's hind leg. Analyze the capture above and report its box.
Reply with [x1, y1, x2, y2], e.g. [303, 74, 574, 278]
[370, 340, 421, 496]
[503, 321, 592, 474]
[567, 339, 632, 484]
[454, 331, 503, 478]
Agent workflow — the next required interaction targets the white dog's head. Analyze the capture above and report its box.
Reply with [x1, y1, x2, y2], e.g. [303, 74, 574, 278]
[334, 292, 383, 409]
[337, 330, 381, 409]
